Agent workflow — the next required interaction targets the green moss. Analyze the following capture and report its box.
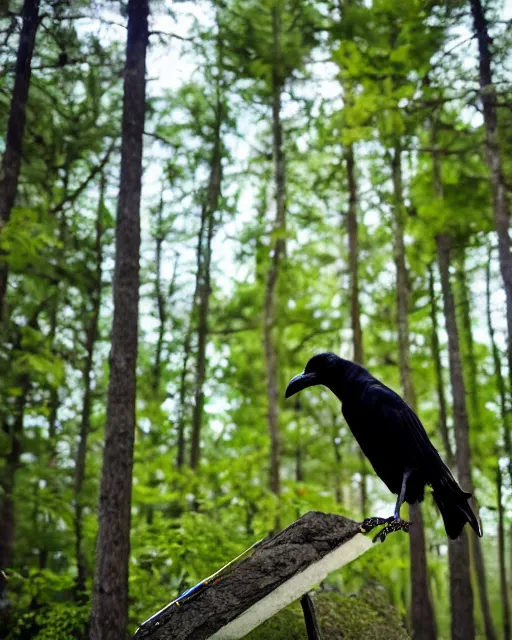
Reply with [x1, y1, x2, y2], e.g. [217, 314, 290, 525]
[246, 587, 410, 639]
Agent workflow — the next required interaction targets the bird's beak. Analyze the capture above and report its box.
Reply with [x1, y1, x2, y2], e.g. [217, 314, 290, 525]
[285, 372, 318, 398]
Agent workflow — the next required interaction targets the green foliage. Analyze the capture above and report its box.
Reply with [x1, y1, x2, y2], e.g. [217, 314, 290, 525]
[1, 0, 511, 639]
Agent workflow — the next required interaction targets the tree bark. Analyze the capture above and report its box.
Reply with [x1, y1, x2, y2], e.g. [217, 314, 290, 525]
[497, 465, 511, 640]
[153, 195, 167, 397]
[391, 145, 436, 640]
[428, 264, 453, 464]
[190, 81, 223, 469]
[331, 424, 343, 506]
[486, 248, 511, 640]
[470, 0, 512, 396]
[345, 144, 367, 518]
[89, 2, 148, 639]
[454, 249, 481, 431]
[453, 256, 495, 640]
[486, 248, 512, 482]
[436, 233, 476, 640]
[0, 0, 40, 321]
[176, 209, 206, 469]
[74, 175, 105, 600]
[263, 6, 286, 498]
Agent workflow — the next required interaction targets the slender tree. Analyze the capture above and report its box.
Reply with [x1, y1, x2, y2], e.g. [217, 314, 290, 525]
[453, 247, 496, 640]
[428, 264, 453, 464]
[89, 1, 149, 638]
[469, 0, 512, 394]
[391, 145, 437, 640]
[486, 249, 511, 640]
[176, 218, 204, 469]
[345, 145, 368, 517]
[497, 464, 511, 640]
[431, 129, 495, 640]
[436, 233, 476, 640]
[486, 249, 512, 483]
[0, 0, 41, 321]
[74, 175, 106, 600]
[263, 5, 286, 498]
[190, 27, 224, 468]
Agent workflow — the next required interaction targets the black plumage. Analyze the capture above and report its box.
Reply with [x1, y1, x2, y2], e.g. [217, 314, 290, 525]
[285, 352, 481, 540]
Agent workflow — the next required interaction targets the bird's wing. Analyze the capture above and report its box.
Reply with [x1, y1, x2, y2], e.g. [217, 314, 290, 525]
[361, 383, 447, 472]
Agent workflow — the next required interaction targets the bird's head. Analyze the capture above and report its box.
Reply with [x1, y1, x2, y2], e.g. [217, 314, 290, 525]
[285, 352, 341, 399]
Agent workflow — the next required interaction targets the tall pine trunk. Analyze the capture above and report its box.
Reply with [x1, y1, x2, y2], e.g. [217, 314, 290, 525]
[497, 465, 511, 640]
[345, 144, 367, 517]
[453, 252, 495, 640]
[454, 249, 481, 431]
[391, 145, 436, 640]
[0, 0, 40, 321]
[263, 6, 286, 499]
[486, 249, 512, 482]
[436, 233, 476, 640]
[428, 264, 453, 464]
[89, 2, 148, 638]
[176, 209, 206, 469]
[189, 95, 223, 469]
[153, 195, 167, 396]
[470, 0, 512, 394]
[74, 176, 105, 600]
[486, 250, 511, 640]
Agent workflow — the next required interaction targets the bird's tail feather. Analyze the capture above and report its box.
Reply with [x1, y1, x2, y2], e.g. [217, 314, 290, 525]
[432, 473, 482, 540]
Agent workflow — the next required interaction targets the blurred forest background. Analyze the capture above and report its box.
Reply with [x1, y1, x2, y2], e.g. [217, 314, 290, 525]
[0, 0, 512, 638]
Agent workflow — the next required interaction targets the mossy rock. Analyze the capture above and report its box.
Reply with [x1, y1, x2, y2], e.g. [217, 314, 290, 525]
[245, 587, 410, 639]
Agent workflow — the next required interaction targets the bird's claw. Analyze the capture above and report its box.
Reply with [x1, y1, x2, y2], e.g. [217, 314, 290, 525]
[359, 516, 411, 542]
[359, 516, 392, 534]
[372, 518, 411, 543]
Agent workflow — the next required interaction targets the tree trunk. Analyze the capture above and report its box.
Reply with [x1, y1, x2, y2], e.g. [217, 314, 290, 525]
[447, 533, 475, 640]
[153, 195, 167, 396]
[391, 144, 436, 640]
[176, 209, 206, 469]
[470, 0, 512, 395]
[263, 6, 286, 498]
[454, 249, 481, 431]
[0, 0, 40, 321]
[89, 2, 148, 639]
[331, 424, 343, 506]
[74, 175, 105, 600]
[453, 256, 495, 640]
[486, 248, 511, 640]
[345, 144, 367, 518]
[436, 233, 476, 640]
[497, 465, 511, 640]
[189, 209, 213, 471]
[190, 88, 223, 469]
[428, 264, 453, 464]
[486, 248, 512, 482]
[471, 535, 496, 640]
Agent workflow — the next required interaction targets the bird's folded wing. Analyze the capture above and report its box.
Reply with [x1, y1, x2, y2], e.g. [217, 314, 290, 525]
[362, 384, 447, 471]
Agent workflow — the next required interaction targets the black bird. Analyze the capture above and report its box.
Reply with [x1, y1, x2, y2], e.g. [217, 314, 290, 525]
[285, 352, 482, 541]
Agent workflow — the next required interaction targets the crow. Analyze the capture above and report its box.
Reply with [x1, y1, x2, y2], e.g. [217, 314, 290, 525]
[285, 352, 482, 541]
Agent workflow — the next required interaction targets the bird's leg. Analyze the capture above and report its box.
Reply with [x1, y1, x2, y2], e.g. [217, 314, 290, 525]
[364, 469, 413, 543]
[394, 468, 412, 520]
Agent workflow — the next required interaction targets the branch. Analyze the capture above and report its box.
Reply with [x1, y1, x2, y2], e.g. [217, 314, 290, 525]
[50, 142, 116, 215]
